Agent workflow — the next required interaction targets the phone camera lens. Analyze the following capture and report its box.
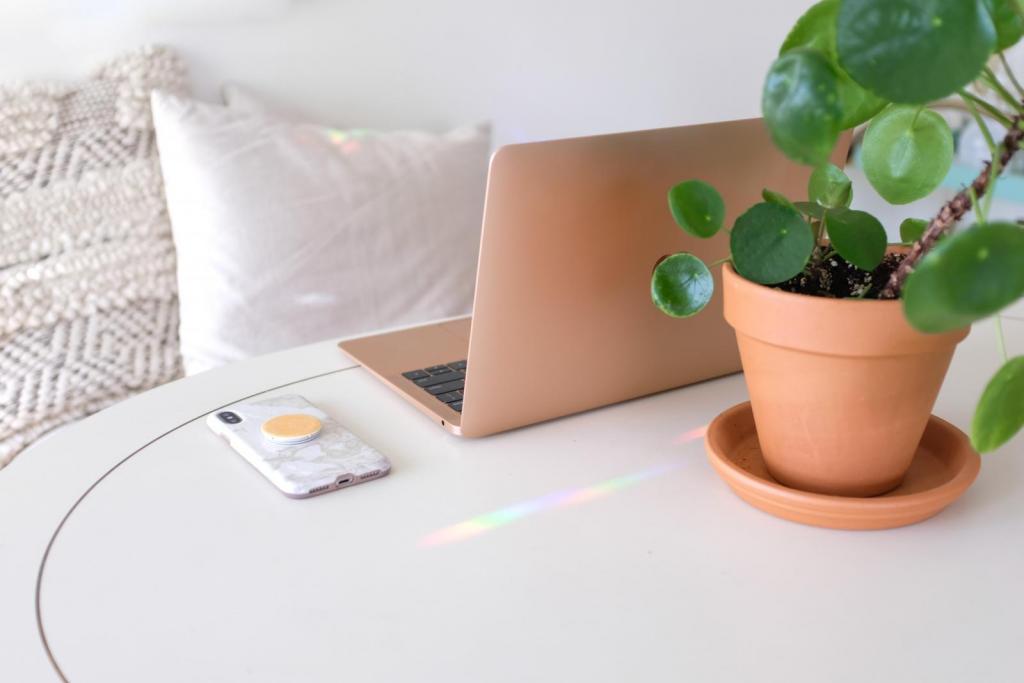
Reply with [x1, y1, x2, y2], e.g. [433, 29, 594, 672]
[217, 411, 242, 424]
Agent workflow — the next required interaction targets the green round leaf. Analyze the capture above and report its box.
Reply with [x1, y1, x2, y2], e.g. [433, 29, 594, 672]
[762, 48, 844, 166]
[837, 0, 997, 104]
[793, 201, 827, 219]
[984, 0, 1024, 50]
[668, 180, 725, 238]
[862, 105, 954, 204]
[781, 0, 888, 127]
[781, 0, 840, 55]
[836, 76, 889, 129]
[809, 162, 853, 208]
[730, 202, 815, 284]
[651, 253, 715, 318]
[903, 222, 1024, 333]
[762, 188, 797, 211]
[824, 208, 888, 271]
[900, 218, 930, 243]
[972, 355, 1024, 452]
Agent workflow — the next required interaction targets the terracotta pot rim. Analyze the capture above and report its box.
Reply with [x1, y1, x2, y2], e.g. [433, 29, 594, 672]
[720, 243, 914, 308]
[721, 262, 969, 357]
[722, 261, 904, 309]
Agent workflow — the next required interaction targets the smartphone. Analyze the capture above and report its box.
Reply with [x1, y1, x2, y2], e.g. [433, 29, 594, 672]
[206, 394, 390, 498]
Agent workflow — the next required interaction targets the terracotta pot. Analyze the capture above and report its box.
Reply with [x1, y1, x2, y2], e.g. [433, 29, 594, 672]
[722, 263, 969, 497]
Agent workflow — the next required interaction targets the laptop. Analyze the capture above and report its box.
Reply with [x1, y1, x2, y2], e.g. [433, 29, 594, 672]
[340, 117, 843, 436]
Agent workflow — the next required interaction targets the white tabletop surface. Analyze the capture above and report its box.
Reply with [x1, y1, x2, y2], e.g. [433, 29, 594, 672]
[2, 315, 1023, 682]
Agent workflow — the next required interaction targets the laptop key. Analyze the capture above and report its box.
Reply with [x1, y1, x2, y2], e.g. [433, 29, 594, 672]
[425, 365, 451, 375]
[447, 360, 467, 370]
[436, 391, 462, 403]
[402, 369, 430, 380]
[413, 371, 465, 388]
[449, 401, 463, 412]
[427, 379, 465, 395]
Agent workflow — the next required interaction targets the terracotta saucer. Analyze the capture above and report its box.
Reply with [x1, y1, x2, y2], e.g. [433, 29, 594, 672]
[704, 402, 981, 530]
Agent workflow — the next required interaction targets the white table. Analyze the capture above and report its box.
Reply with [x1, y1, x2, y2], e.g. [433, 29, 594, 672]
[2, 316, 1023, 682]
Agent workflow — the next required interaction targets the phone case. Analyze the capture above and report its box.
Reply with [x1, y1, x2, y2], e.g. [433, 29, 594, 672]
[206, 394, 390, 498]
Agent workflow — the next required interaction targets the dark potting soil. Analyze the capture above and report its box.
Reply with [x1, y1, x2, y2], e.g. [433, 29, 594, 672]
[774, 248, 907, 299]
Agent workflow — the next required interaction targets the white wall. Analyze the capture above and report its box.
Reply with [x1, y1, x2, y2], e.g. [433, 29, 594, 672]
[0, 0, 810, 145]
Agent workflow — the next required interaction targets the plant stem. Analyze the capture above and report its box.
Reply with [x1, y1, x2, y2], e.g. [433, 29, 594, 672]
[960, 90, 1013, 129]
[961, 94, 999, 222]
[982, 152, 1002, 223]
[879, 107, 1024, 299]
[709, 257, 731, 267]
[995, 315, 1009, 362]
[961, 91, 999, 153]
[911, 105, 924, 128]
[999, 52, 1024, 98]
[969, 186, 985, 223]
[982, 67, 1023, 111]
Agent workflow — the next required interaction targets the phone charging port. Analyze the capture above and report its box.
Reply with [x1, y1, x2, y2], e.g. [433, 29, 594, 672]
[336, 477, 353, 487]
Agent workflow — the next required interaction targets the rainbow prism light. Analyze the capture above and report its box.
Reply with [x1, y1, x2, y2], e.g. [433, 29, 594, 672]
[417, 424, 708, 548]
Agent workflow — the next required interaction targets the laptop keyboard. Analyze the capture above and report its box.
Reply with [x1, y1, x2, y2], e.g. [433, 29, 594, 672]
[402, 360, 467, 412]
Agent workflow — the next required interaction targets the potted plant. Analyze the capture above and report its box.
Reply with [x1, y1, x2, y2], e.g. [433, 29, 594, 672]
[652, 0, 1024, 501]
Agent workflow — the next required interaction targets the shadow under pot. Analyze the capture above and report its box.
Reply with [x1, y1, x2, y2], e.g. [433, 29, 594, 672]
[721, 263, 969, 498]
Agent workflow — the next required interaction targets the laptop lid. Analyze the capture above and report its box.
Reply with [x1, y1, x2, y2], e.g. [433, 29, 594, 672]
[459, 117, 848, 436]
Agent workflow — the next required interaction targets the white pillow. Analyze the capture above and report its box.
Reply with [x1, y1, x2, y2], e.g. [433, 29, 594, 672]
[221, 82, 308, 120]
[151, 90, 490, 375]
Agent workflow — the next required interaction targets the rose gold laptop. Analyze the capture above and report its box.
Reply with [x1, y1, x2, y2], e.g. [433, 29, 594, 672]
[340, 118, 845, 436]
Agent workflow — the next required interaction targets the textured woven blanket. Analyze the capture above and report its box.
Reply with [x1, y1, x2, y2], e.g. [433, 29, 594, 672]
[0, 46, 186, 467]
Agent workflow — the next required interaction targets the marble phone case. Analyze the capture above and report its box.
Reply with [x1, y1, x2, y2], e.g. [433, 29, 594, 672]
[207, 394, 390, 498]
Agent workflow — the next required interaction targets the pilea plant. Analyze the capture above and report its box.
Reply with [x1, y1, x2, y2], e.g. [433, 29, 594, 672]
[651, 0, 1024, 452]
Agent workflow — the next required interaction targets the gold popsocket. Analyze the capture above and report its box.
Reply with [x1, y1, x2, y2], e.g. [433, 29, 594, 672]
[261, 414, 322, 445]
